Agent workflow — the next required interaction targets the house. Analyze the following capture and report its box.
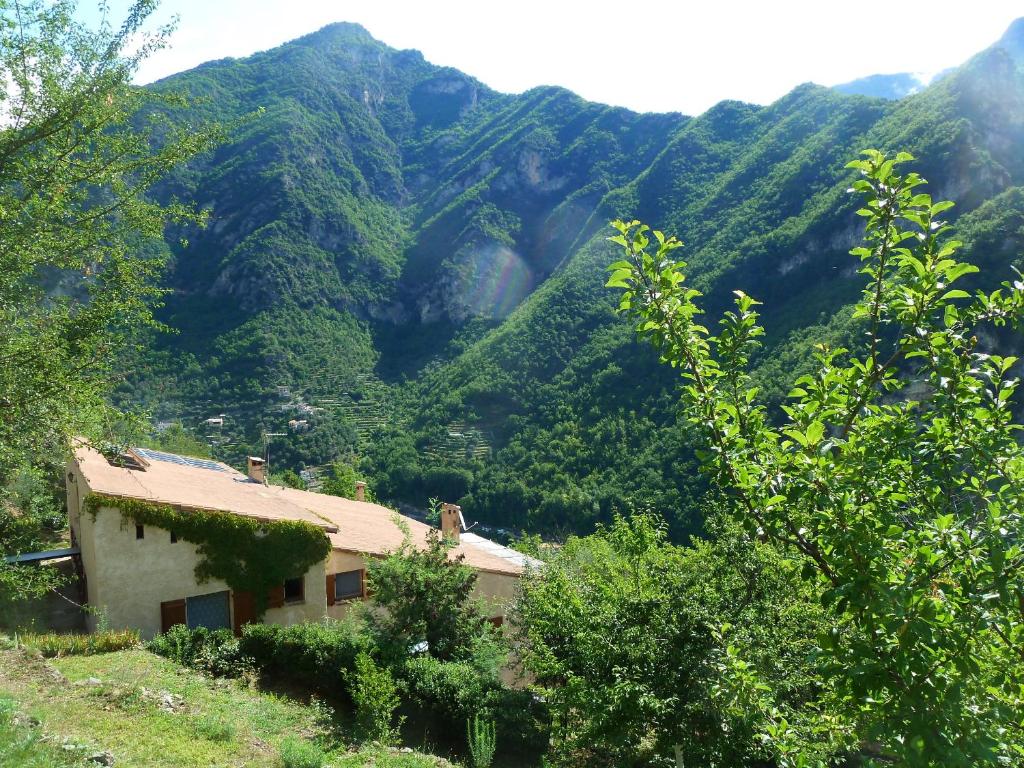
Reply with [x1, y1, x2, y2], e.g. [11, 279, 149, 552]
[65, 443, 532, 638]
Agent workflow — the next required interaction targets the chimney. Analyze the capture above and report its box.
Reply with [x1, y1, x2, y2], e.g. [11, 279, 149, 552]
[247, 456, 266, 484]
[355, 481, 366, 502]
[440, 502, 462, 542]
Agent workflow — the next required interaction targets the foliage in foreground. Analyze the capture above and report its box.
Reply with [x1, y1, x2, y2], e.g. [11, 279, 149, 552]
[147, 531, 545, 758]
[0, 646, 449, 768]
[515, 513, 824, 766]
[366, 526, 501, 665]
[0, 695, 80, 768]
[607, 151, 1024, 765]
[0, 0, 224, 602]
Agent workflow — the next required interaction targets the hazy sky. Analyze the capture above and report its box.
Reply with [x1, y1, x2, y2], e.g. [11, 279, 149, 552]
[93, 0, 1022, 115]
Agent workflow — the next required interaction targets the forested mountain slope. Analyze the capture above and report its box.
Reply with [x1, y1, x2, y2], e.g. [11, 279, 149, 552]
[126, 19, 1024, 537]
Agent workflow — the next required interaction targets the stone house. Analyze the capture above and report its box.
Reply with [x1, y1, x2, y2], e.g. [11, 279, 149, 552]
[66, 443, 530, 638]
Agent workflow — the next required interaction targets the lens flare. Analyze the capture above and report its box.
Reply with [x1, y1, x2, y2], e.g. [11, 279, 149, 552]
[461, 242, 535, 318]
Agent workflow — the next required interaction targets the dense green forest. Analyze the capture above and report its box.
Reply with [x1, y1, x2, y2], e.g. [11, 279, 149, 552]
[118, 18, 1024, 538]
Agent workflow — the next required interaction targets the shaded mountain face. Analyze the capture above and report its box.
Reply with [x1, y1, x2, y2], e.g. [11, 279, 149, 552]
[129, 19, 1024, 537]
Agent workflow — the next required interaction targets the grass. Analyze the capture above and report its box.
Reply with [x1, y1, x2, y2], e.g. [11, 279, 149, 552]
[0, 695, 82, 768]
[0, 644, 453, 768]
[279, 736, 326, 768]
[17, 629, 140, 657]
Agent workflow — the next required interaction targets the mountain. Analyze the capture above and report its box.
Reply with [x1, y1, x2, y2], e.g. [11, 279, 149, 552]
[124, 19, 1024, 538]
[833, 72, 931, 99]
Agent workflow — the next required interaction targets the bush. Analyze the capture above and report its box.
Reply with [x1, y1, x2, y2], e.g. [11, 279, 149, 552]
[278, 736, 324, 768]
[347, 651, 402, 745]
[19, 629, 139, 657]
[240, 619, 368, 695]
[402, 656, 489, 724]
[148, 624, 206, 666]
[148, 625, 253, 678]
[402, 656, 546, 756]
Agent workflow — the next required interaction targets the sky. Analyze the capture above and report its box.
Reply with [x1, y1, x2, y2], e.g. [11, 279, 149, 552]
[90, 0, 1023, 115]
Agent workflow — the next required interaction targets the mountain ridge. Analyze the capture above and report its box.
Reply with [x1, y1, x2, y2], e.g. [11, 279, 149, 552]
[122, 17, 1024, 537]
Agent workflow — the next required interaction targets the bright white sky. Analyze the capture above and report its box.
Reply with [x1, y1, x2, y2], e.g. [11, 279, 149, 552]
[92, 0, 1022, 115]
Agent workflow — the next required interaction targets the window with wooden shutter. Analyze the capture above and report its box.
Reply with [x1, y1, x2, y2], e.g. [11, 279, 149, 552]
[283, 577, 304, 604]
[326, 573, 336, 606]
[186, 591, 230, 631]
[233, 591, 257, 636]
[268, 585, 284, 610]
[160, 599, 186, 633]
[333, 569, 364, 601]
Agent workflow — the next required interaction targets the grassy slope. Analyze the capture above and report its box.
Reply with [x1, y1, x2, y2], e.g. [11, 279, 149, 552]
[0, 647, 448, 768]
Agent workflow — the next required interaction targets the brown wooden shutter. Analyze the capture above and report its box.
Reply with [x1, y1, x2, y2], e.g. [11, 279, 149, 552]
[267, 585, 285, 609]
[160, 599, 186, 633]
[360, 569, 371, 599]
[232, 591, 256, 636]
[326, 574, 336, 607]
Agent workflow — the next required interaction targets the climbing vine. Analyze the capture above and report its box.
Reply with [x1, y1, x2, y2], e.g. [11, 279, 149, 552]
[84, 493, 331, 615]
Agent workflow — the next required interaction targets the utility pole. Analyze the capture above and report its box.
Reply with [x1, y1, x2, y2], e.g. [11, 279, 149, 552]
[263, 431, 285, 478]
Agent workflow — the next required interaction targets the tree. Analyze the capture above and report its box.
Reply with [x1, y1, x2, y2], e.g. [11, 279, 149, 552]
[366, 523, 497, 663]
[515, 512, 826, 767]
[0, 0, 224, 600]
[321, 460, 362, 500]
[607, 151, 1024, 765]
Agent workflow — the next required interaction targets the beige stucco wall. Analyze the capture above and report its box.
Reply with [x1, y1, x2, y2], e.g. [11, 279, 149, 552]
[472, 570, 520, 618]
[67, 469, 326, 638]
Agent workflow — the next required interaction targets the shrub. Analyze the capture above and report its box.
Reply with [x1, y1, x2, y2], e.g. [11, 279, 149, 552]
[347, 651, 402, 745]
[402, 656, 489, 724]
[402, 656, 546, 755]
[148, 624, 206, 666]
[148, 625, 253, 678]
[240, 619, 368, 695]
[19, 629, 139, 657]
[467, 714, 497, 768]
[278, 736, 324, 768]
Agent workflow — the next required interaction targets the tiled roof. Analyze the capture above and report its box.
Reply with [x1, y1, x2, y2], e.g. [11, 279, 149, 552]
[73, 443, 524, 576]
[278, 488, 524, 575]
[74, 443, 336, 532]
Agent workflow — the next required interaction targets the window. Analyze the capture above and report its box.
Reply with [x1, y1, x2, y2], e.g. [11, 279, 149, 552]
[170, 530, 178, 543]
[135, 524, 144, 540]
[334, 569, 364, 601]
[283, 576, 304, 604]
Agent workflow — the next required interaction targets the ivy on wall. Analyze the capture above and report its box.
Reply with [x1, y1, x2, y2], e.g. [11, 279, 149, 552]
[84, 493, 331, 615]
